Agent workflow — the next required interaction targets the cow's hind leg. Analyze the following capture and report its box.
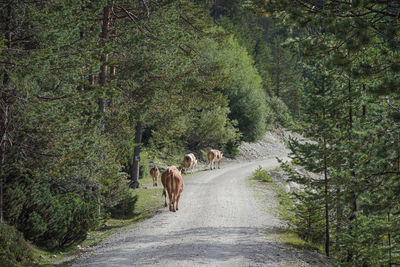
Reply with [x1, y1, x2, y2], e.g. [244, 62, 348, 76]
[162, 189, 167, 207]
[170, 192, 176, 212]
[176, 192, 181, 211]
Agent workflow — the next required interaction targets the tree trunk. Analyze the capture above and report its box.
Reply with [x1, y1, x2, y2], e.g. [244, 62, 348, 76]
[362, 83, 366, 117]
[347, 76, 357, 262]
[323, 102, 330, 256]
[388, 212, 392, 266]
[348, 77, 357, 215]
[131, 121, 143, 188]
[1, 3, 12, 223]
[276, 50, 281, 97]
[98, 5, 111, 132]
[335, 187, 342, 251]
[323, 146, 330, 256]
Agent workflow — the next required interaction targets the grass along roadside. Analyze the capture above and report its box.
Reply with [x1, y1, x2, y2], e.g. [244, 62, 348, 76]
[249, 166, 322, 252]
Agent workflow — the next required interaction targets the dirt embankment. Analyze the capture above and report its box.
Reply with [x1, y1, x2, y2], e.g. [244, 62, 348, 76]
[237, 127, 305, 161]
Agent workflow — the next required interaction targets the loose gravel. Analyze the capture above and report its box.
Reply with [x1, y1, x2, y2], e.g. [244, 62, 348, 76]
[71, 158, 331, 266]
[70, 129, 331, 266]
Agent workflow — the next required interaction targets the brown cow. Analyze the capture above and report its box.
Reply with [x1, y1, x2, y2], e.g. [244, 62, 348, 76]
[208, 149, 223, 170]
[161, 166, 184, 212]
[150, 165, 160, 187]
[183, 153, 197, 174]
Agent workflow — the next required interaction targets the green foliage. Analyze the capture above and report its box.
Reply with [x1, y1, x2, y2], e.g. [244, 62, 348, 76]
[222, 141, 239, 158]
[4, 170, 99, 249]
[253, 1, 400, 263]
[139, 150, 151, 179]
[292, 192, 325, 245]
[0, 0, 242, 251]
[202, 37, 269, 141]
[0, 223, 34, 267]
[275, 184, 296, 224]
[267, 96, 293, 127]
[252, 166, 273, 183]
[201, 0, 303, 117]
[336, 213, 398, 266]
[274, 186, 323, 251]
[199, 148, 211, 162]
[187, 107, 240, 149]
[108, 191, 139, 220]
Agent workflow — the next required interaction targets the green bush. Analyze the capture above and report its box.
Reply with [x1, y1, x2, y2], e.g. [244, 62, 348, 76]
[199, 148, 210, 162]
[253, 166, 273, 183]
[0, 223, 34, 267]
[201, 37, 268, 142]
[4, 172, 99, 250]
[108, 190, 138, 219]
[188, 107, 240, 149]
[222, 141, 239, 158]
[267, 96, 293, 127]
[47, 192, 99, 248]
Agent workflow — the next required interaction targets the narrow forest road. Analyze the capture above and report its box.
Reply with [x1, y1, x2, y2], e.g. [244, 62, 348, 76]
[71, 158, 331, 266]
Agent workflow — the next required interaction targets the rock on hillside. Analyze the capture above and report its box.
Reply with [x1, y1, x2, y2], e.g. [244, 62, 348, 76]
[238, 127, 305, 160]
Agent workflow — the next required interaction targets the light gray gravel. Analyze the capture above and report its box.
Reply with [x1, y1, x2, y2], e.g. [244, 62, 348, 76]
[71, 158, 331, 267]
[238, 128, 308, 161]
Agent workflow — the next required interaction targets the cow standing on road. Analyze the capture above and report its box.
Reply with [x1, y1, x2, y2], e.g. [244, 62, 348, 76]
[208, 149, 223, 170]
[161, 166, 184, 212]
[183, 153, 197, 174]
[150, 165, 160, 187]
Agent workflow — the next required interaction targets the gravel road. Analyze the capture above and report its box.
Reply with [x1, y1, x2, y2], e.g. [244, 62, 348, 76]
[71, 158, 331, 267]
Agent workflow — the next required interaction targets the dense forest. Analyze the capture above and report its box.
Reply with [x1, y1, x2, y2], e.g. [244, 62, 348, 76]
[1, 0, 399, 266]
[252, 0, 400, 266]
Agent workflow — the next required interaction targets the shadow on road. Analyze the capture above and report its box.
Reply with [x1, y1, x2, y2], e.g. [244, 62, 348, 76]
[77, 226, 330, 266]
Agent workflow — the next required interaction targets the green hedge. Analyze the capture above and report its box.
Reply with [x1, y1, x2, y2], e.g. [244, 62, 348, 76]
[0, 223, 34, 267]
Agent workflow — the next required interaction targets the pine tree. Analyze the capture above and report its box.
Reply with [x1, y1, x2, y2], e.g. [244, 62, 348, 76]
[252, 1, 400, 264]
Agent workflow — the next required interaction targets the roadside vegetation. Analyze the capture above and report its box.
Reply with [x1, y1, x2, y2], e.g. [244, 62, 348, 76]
[252, 166, 273, 183]
[251, 167, 321, 253]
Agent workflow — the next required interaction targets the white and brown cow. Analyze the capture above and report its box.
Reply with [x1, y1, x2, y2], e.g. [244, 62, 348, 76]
[161, 166, 184, 212]
[150, 165, 160, 187]
[183, 153, 197, 174]
[208, 149, 223, 170]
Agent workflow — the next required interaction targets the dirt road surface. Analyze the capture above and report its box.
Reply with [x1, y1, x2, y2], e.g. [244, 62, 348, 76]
[71, 158, 331, 266]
